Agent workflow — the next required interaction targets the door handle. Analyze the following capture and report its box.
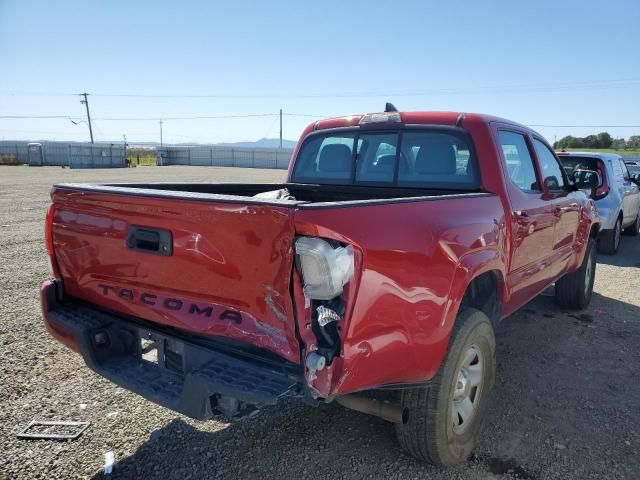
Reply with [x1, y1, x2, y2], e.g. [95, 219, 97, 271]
[126, 226, 173, 256]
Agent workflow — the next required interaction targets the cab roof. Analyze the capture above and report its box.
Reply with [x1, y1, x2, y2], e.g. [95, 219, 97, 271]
[311, 111, 530, 131]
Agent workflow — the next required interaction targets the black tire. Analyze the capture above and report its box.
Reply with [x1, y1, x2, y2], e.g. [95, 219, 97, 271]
[395, 308, 495, 465]
[624, 212, 640, 236]
[598, 218, 621, 255]
[555, 237, 596, 310]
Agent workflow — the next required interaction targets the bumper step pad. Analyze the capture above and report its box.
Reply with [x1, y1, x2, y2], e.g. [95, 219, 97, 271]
[46, 303, 302, 419]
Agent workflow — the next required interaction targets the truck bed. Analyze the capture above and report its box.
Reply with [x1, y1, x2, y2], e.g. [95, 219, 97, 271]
[68, 182, 485, 205]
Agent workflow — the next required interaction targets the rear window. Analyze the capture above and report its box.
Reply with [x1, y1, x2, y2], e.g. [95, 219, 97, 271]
[291, 129, 479, 190]
[558, 156, 598, 175]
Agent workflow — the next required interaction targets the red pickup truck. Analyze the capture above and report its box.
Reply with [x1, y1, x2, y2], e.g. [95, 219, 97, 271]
[42, 109, 599, 465]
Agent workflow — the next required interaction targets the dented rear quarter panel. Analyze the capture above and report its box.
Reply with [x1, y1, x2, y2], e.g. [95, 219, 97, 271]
[293, 193, 507, 395]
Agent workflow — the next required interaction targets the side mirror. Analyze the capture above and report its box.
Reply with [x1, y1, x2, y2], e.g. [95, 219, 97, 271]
[543, 175, 561, 191]
[571, 169, 600, 199]
[632, 173, 640, 186]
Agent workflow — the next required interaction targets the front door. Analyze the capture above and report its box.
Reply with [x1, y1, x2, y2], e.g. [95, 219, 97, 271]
[495, 128, 556, 312]
[532, 137, 580, 274]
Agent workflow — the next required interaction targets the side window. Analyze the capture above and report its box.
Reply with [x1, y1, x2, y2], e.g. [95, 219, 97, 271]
[611, 158, 624, 183]
[533, 138, 566, 191]
[619, 159, 630, 181]
[498, 131, 540, 192]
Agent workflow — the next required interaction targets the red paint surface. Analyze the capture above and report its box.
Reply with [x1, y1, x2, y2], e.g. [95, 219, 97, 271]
[45, 111, 599, 397]
[50, 189, 301, 363]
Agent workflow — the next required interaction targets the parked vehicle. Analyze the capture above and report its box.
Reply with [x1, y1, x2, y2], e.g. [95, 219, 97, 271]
[42, 108, 600, 465]
[624, 161, 640, 179]
[557, 152, 640, 254]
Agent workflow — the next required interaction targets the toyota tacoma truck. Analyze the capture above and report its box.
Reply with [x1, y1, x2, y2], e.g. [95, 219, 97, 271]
[41, 107, 599, 465]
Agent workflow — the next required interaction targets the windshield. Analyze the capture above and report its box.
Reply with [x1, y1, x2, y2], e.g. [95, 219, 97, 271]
[291, 129, 480, 190]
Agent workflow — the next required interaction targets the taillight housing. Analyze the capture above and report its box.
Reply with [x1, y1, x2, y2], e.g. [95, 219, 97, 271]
[295, 237, 354, 300]
[45, 204, 60, 278]
[595, 160, 609, 200]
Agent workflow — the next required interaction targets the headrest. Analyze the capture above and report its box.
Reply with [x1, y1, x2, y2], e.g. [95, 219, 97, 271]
[415, 142, 457, 175]
[318, 144, 352, 173]
[376, 154, 396, 173]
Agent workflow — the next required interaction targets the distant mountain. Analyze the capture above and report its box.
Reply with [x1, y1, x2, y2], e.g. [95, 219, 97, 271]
[215, 138, 297, 149]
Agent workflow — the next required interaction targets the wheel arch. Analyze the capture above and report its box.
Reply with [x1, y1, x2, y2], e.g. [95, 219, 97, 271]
[443, 249, 507, 336]
[459, 270, 504, 327]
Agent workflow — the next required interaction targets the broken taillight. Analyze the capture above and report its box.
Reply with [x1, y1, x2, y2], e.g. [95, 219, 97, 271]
[294, 237, 354, 300]
[45, 204, 60, 277]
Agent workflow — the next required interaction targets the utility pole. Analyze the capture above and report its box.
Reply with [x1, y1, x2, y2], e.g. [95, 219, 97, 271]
[159, 119, 163, 146]
[123, 134, 127, 166]
[79, 93, 94, 143]
[279, 109, 283, 149]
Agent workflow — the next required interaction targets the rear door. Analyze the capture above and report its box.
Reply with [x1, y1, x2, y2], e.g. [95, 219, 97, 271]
[495, 129, 557, 308]
[50, 185, 301, 363]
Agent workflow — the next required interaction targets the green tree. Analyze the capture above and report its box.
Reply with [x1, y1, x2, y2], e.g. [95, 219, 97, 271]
[583, 135, 599, 148]
[555, 135, 581, 149]
[555, 132, 614, 149]
[627, 136, 640, 149]
[612, 138, 626, 150]
[596, 132, 612, 148]
[567, 136, 584, 148]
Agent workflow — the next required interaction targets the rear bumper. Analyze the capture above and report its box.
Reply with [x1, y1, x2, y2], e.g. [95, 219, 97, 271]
[41, 280, 305, 420]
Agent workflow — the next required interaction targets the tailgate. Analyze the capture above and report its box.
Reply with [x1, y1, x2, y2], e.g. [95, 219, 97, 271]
[50, 185, 301, 363]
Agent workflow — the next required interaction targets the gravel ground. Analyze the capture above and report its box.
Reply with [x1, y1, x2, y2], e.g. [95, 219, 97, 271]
[0, 165, 638, 480]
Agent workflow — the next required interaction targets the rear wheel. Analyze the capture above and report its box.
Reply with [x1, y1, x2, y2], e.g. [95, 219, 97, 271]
[395, 308, 495, 465]
[624, 212, 640, 236]
[598, 217, 621, 255]
[555, 238, 596, 309]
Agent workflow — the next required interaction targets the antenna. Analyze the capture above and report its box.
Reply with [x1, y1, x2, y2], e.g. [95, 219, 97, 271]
[384, 102, 398, 112]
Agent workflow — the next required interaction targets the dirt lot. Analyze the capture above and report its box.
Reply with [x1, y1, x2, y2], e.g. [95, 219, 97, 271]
[0, 165, 638, 480]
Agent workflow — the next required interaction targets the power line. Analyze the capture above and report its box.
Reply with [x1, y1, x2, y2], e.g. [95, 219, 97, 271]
[71, 79, 640, 98]
[1, 78, 640, 99]
[2, 113, 639, 130]
[95, 113, 279, 121]
[0, 113, 276, 120]
[0, 113, 326, 121]
[0, 115, 79, 119]
[2, 114, 639, 129]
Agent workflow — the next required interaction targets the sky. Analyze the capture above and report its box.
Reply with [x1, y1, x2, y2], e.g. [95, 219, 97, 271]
[1, 0, 639, 145]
